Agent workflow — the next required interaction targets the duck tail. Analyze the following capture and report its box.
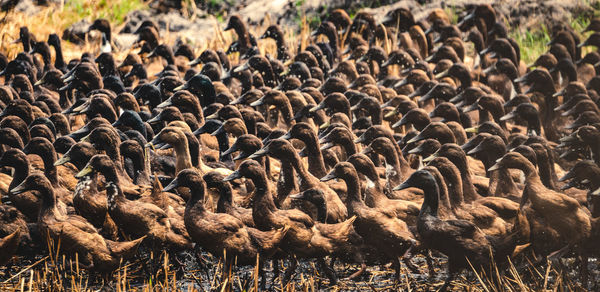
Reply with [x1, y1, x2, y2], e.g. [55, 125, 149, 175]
[337, 215, 357, 236]
[490, 210, 531, 264]
[0, 227, 21, 265]
[106, 235, 146, 259]
[250, 225, 290, 253]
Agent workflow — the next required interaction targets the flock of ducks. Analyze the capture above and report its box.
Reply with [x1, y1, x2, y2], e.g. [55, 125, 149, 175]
[2, 3, 600, 290]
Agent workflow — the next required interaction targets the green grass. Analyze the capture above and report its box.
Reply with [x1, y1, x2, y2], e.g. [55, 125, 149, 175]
[61, 0, 147, 28]
[510, 25, 552, 65]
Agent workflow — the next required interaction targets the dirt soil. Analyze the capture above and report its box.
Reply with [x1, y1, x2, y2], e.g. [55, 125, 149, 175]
[112, 0, 596, 45]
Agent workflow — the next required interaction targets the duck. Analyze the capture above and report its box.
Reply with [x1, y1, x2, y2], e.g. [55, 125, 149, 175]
[10, 173, 145, 274]
[248, 139, 347, 223]
[203, 171, 254, 227]
[395, 170, 527, 291]
[223, 159, 315, 284]
[490, 152, 591, 256]
[76, 154, 192, 251]
[163, 169, 288, 288]
[321, 162, 416, 279]
[347, 153, 421, 225]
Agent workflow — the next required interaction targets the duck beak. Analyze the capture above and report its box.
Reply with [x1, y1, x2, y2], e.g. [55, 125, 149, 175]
[558, 179, 577, 190]
[407, 133, 424, 144]
[173, 84, 188, 92]
[467, 144, 484, 155]
[222, 143, 239, 156]
[552, 89, 565, 98]
[205, 112, 219, 120]
[147, 114, 162, 124]
[145, 142, 156, 150]
[54, 155, 71, 166]
[233, 151, 249, 161]
[189, 58, 201, 66]
[418, 91, 434, 103]
[162, 177, 179, 193]
[223, 170, 242, 182]
[488, 162, 501, 172]
[230, 97, 244, 105]
[482, 65, 495, 75]
[319, 121, 330, 130]
[289, 192, 306, 200]
[157, 98, 173, 108]
[280, 132, 292, 140]
[249, 98, 265, 107]
[76, 165, 94, 178]
[9, 180, 28, 195]
[63, 74, 76, 83]
[320, 142, 335, 151]
[34, 79, 44, 86]
[384, 108, 399, 119]
[320, 171, 337, 182]
[463, 103, 480, 113]
[479, 47, 491, 55]
[422, 153, 437, 162]
[354, 134, 365, 144]
[210, 125, 226, 136]
[233, 62, 250, 73]
[394, 79, 408, 88]
[393, 181, 411, 191]
[80, 133, 91, 143]
[360, 146, 373, 154]
[558, 170, 574, 182]
[500, 111, 516, 121]
[434, 69, 449, 80]
[309, 103, 325, 113]
[248, 147, 268, 159]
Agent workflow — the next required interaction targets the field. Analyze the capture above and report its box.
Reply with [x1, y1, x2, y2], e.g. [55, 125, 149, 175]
[0, 0, 599, 290]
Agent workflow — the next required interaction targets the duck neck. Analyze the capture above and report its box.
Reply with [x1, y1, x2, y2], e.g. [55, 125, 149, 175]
[585, 166, 600, 191]
[280, 101, 295, 128]
[173, 140, 193, 173]
[40, 149, 60, 187]
[38, 184, 60, 221]
[250, 171, 278, 230]
[215, 183, 234, 213]
[340, 172, 365, 214]
[186, 180, 206, 211]
[263, 67, 278, 88]
[288, 149, 315, 189]
[451, 158, 479, 202]
[420, 183, 440, 217]
[380, 147, 402, 184]
[50, 41, 66, 70]
[312, 199, 328, 223]
[106, 180, 126, 212]
[131, 148, 151, 185]
[276, 160, 297, 206]
[104, 144, 128, 179]
[440, 167, 465, 208]
[215, 133, 232, 163]
[163, 51, 175, 65]
[537, 152, 558, 190]
[9, 159, 29, 190]
[370, 108, 383, 125]
[364, 175, 386, 204]
[489, 168, 519, 198]
[302, 133, 327, 178]
[339, 136, 356, 157]
[324, 30, 339, 59]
